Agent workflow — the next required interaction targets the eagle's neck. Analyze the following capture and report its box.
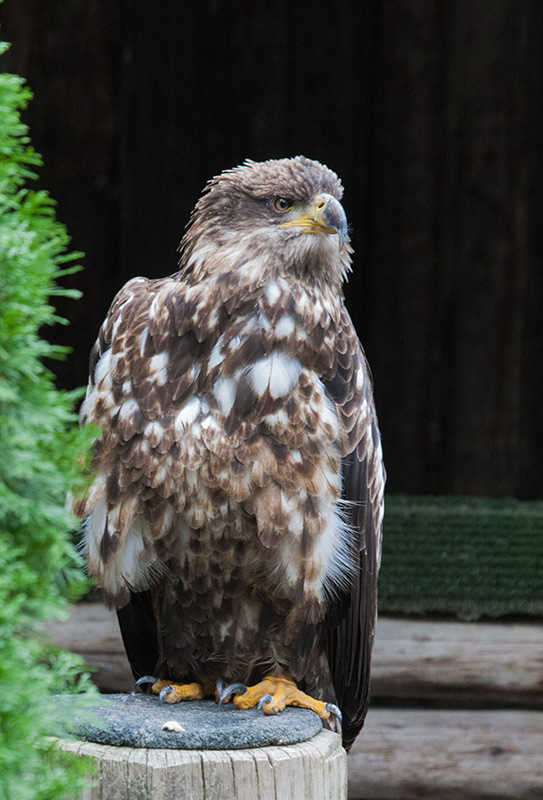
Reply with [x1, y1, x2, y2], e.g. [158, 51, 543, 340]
[178, 227, 352, 298]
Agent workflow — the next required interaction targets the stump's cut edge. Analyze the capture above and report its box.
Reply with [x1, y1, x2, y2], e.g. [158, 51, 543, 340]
[53, 692, 324, 749]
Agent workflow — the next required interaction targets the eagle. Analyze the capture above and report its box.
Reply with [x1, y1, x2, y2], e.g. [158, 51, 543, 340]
[74, 156, 385, 751]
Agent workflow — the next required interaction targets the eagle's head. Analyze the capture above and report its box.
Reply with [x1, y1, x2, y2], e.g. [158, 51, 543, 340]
[180, 156, 352, 288]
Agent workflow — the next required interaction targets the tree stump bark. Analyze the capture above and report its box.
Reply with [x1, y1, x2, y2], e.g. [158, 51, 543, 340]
[57, 729, 346, 800]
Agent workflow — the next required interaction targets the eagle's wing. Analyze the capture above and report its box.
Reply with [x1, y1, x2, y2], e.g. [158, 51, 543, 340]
[76, 274, 224, 605]
[324, 309, 385, 752]
[116, 589, 158, 680]
[78, 273, 226, 675]
[80, 278, 160, 678]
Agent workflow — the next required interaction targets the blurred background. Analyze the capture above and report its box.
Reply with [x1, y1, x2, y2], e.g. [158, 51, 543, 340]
[2, 0, 542, 499]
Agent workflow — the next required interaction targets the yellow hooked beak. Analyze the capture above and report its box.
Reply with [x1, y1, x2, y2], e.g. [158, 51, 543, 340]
[278, 193, 348, 248]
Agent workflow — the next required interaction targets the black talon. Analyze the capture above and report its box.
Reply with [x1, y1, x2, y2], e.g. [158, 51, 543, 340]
[219, 682, 248, 706]
[325, 702, 342, 724]
[159, 685, 174, 704]
[131, 675, 157, 695]
[257, 693, 274, 711]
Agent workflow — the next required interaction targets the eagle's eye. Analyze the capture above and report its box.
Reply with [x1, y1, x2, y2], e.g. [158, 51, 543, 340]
[272, 197, 293, 213]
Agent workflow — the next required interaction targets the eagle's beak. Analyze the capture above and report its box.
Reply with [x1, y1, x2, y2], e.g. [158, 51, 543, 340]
[279, 193, 348, 249]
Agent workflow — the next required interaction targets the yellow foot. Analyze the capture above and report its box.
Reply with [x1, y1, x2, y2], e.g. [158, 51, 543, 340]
[219, 675, 341, 721]
[132, 675, 216, 704]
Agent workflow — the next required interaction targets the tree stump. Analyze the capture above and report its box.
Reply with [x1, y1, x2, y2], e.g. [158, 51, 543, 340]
[57, 729, 345, 799]
[53, 694, 347, 799]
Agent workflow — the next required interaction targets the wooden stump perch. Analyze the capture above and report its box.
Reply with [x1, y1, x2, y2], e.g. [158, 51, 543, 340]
[58, 729, 346, 800]
[45, 606, 543, 798]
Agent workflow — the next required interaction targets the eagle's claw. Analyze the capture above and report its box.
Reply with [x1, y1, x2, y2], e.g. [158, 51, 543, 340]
[131, 675, 158, 695]
[256, 693, 274, 710]
[218, 682, 248, 706]
[215, 677, 225, 701]
[325, 702, 342, 724]
[159, 684, 175, 704]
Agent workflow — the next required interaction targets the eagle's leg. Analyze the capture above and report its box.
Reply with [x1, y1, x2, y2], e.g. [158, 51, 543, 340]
[220, 675, 341, 721]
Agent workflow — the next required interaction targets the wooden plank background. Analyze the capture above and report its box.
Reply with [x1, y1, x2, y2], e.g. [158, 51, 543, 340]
[2, 0, 543, 498]
[349, 709, 543, 800]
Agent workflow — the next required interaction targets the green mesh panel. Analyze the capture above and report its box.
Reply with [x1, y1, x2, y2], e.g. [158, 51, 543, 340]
[378, 496, 543, 618]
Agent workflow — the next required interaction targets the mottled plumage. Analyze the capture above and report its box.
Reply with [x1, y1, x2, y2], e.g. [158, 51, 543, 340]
[75, 156, 385, 750]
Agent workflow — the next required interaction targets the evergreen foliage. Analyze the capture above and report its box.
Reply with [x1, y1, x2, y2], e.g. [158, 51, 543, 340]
[0, 42, 96, 799]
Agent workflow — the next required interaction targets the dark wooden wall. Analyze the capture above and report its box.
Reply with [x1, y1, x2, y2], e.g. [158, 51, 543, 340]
[2, 0, 542, 498]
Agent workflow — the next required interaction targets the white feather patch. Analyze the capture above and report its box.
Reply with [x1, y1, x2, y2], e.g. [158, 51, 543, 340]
[249, 353, 301, 399]
[79, 391, 93, 421]
[118, 397, 140, 423]
[274, 315, 295, 338]
[149, 293, 161, 320]
[228, 335, 243, 352]
[290, 448, 302, 463]
[316, 506, 355, 598]
[213, 376, 237, 415]
[262, 409, 289, 431]
[265, 281, 281, 305]
[208, 334, 226, 369]
[83, 496, 108, 570]
[145, 420, 163, 447]
[94, 349, 112, 385]
[149, 352, 169, 385]
[110, 314, 123, 341]
[355, 365, 364, 391]
[174, 396, 202, 434]
[139, 328, 149, 357]
[84, 500, 165, 597]
[257, 311, 272, 332]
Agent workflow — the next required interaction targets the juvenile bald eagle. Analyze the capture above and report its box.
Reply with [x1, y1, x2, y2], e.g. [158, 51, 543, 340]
[75, 156, 385, 750]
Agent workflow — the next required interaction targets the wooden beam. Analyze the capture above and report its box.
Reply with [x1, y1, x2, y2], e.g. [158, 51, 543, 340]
[348, 708, 543, 800]
[372, 616, 543, 706]
[43, 602, 133, 692]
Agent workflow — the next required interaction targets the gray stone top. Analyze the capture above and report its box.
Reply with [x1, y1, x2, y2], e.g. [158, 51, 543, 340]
[54, 693, 323, 750]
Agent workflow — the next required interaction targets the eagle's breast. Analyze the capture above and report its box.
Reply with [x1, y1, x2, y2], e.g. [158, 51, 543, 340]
[80, 269, 354, 613]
